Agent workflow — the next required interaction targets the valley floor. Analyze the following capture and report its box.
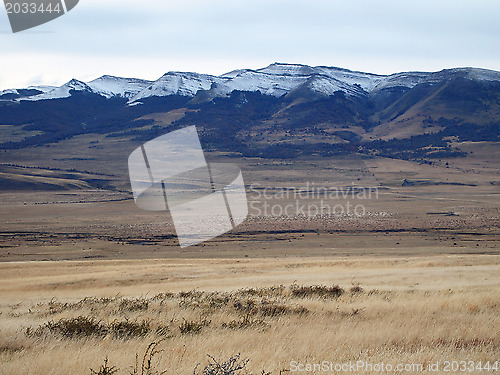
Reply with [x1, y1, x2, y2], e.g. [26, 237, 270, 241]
[0, 148, 498, 373]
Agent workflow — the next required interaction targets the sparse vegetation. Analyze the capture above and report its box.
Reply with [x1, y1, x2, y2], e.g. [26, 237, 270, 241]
[1, 270, 497, 374]
[193, 354, 252, 375]
[26, 316, 152, 339]
[129, 341, 167, 375]
[90, 357, 119, 375]
[179, 319, 211, 335]
[290, 283, 344, 299]
[0, 96, 498, 375]
[91, 349, 261, 375]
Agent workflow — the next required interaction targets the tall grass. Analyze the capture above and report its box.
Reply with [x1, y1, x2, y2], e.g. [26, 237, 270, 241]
[1, 255, 499, 375]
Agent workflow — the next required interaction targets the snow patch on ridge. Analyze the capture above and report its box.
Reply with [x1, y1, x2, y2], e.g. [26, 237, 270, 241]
[7, 64, 500, 103]
[21, 79, 94, 101]
[88, 75, 152, 99]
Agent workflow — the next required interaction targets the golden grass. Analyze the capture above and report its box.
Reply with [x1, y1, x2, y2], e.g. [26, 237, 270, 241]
[0, 255, 499, 374]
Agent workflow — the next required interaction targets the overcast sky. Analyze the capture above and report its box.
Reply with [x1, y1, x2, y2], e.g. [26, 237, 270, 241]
[0, 0, 499, 89]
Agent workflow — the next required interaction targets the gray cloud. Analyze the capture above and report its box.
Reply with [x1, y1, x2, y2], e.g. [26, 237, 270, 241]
[0, 0, 499, 88]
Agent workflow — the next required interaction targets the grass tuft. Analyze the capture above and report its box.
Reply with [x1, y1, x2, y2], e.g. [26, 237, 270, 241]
[179, 319, 211, 335]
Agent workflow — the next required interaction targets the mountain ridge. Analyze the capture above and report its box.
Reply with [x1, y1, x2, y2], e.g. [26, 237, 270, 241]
[2, 63, 500, 104]
[0, 63, 498, 162]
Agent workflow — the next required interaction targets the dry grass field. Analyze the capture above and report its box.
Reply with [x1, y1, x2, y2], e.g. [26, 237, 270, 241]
[0, 255, 499, 374]
[0, 144, 499, 374]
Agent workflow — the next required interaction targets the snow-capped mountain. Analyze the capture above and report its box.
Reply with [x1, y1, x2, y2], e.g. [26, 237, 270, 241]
[21, 79, 94, 101]
[0, 88, 21, 97]
[129, 72, 223, 101]
[1, 63, 498, 162]
[127, 63, 500, 102]
[19, 76, 152, 101]
[88, 76, 152, 99]
[0, 84, 56, 100]
[209, 68, 311, 98]
[4, 63, 500, 104]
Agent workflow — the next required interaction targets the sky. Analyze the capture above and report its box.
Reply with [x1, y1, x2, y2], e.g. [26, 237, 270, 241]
[0, 0, 499, 90]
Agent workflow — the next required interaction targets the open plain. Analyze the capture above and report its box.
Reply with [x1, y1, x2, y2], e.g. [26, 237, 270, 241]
[0, 141, 499, 374]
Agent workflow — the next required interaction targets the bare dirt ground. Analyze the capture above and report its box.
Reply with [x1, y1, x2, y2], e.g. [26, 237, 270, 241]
[0, 144, 498, 261]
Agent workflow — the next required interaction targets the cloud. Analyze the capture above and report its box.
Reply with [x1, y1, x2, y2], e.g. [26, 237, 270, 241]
[1, 0, 499, 89]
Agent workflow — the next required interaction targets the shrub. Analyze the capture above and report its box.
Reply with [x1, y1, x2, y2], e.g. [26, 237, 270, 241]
[33, 316, 106, 338]
[109, 319, 151, 339]
[193, 354, 251, 375]
[179, 319, 210, 335]
[290, 284, 344, 299]
[26, 316, 153, 339]
[222, 313, 266, 330]
[350, 285, 363, 294]
[118, 298, 149, 312]
[90, 357, 118, 375]
[260, 302, 308, 317]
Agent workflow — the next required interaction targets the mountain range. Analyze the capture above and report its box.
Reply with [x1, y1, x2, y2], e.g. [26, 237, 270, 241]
[1, 63, 499, 160]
